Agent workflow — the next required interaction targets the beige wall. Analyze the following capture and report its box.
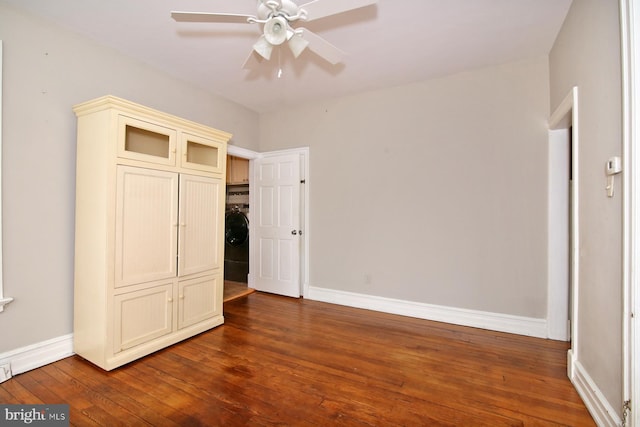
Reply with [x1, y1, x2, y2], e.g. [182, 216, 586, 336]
[0, 3, 259, 353]
[549, 0, 623, 414]
[260, 57, 551, 318]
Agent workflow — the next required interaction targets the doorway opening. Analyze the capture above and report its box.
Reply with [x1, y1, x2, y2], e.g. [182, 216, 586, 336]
[222, 146, 310, 301]
[224, 150, 256, 302]
[548, 87, 580, 374]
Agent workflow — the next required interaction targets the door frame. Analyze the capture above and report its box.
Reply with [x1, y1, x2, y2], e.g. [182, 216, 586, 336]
[0, 40, 11, 313]
[620, 0, 638, 423]
[227, 145, 310, 297]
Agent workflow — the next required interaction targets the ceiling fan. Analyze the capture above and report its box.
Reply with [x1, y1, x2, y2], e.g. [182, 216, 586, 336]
[171, 0, 377, 68]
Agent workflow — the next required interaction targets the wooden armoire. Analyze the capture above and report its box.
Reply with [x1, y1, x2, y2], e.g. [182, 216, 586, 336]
[73, 96, 230, 370]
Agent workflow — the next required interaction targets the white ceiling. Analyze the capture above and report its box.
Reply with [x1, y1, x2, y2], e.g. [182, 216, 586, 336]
[1, 0, 573, 113]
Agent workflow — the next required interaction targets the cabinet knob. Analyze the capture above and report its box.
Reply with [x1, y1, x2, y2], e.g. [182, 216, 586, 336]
[179, 294, 184, 300]
[168, 297, 173, 303]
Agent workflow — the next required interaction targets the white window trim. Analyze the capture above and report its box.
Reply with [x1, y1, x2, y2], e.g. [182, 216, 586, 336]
[0, 41, 11, 312]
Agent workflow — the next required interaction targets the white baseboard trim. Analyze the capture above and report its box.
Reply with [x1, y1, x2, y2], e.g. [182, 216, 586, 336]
[571, 358, 621, 427]
[567, 348, 576, 379]
[307, 286, 548, 338]
[0, 334, 74, 382]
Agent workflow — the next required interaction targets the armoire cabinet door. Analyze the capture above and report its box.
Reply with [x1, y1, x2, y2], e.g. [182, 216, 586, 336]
[114, 282, 174, 352]
[178, 174, 222, 276]
[178, 275, 221, 329]
[115, 166, 179, 287]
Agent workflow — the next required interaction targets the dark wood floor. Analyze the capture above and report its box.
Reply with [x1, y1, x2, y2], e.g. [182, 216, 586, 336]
[1, 292, 594, 426]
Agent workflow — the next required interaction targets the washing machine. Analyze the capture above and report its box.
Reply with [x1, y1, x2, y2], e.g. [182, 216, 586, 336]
[224, 206, 249, 283]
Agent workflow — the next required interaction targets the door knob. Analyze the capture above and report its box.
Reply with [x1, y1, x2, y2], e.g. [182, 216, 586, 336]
[291, 230, 297, 235]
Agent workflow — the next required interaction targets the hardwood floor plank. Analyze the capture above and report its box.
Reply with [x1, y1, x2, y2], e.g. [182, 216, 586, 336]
[155, 348, 336, 426]
[30, 363, 151, 426]
[11, 370, 59, 404]
[0, 292, 595, 426]
[52, 358, 184, 427]
[0, 375, 44, 404]
[0, 386, 15, 403]
[122, 352, 278, 426]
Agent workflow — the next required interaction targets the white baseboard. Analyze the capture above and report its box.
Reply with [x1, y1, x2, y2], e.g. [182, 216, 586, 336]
[570, 358, 621, 427]
[307, 286, 548, 338]
[0, 334, 74, 382]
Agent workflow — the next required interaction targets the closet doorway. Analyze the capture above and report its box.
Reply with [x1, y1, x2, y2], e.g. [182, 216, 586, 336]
[547, 87, 579, 355]
[224, 147, 258, 302]
[223, 146, 310, 302]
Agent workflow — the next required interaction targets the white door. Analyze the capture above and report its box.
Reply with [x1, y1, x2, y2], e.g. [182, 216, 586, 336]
[253, 153, 301, 297]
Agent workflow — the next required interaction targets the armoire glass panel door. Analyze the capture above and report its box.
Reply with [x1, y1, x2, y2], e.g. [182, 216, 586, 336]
[118, 115, 177, 166]
[180, 132, 224, 174]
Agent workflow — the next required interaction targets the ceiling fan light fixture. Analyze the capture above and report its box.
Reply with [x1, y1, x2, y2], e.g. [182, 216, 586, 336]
[263, 16, 289, 46]
[288, 34, 309, 58]
[253, 35, 274, 60]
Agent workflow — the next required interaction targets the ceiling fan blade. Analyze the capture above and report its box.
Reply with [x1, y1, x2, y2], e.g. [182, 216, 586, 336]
[171, 11, 254, 24]
[298, 0, 377, 22]
[297, 28, 346, 65]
